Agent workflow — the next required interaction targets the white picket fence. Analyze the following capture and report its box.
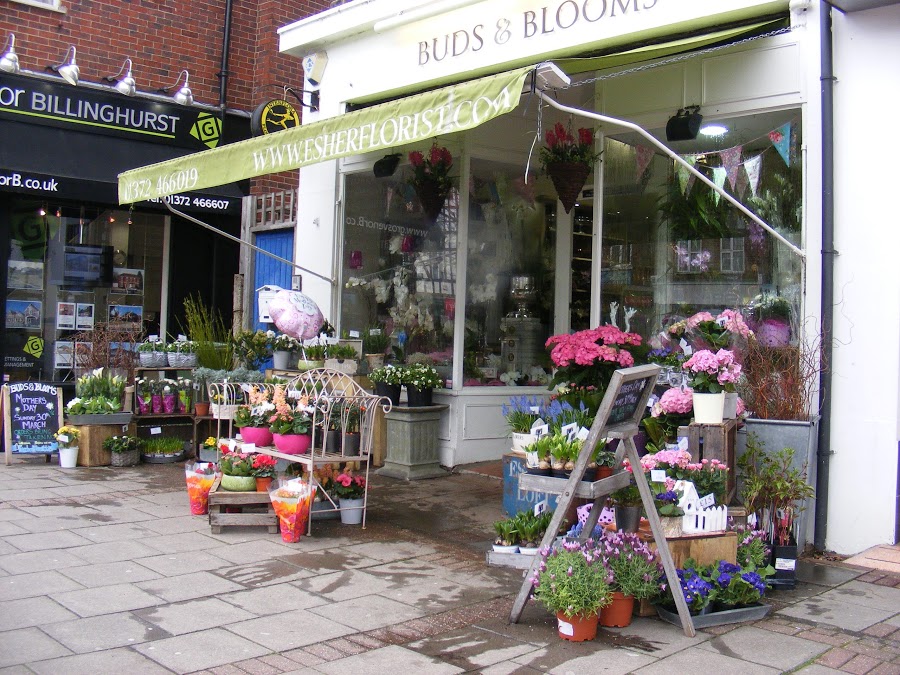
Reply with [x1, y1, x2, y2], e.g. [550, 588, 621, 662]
[682, 502, 728, 534]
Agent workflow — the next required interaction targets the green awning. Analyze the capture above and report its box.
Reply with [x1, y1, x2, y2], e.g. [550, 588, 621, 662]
[118, 66, 533, 204]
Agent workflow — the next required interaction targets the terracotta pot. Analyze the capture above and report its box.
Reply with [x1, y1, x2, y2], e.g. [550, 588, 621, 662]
[239, 426, 273, 447]
[255, 476, 273, 492]
[556, 611, 599, 642]
[596, 466, 614, 479]
[272, 433, 311, 455]
[599, 592, 635, 627]
[193, 402, 210, 416]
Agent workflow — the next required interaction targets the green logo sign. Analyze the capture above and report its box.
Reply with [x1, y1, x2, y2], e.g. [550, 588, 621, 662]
[24, 336, 44, 358]
[191, 113, 222, 149]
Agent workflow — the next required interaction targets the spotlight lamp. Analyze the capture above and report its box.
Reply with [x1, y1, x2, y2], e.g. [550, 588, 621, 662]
[48, 45, 79, 86]
[104, 57, 136, 96]
[0, 33, 19, 74]
[159, 69, 193, 106]
[666, 105, 703, 142]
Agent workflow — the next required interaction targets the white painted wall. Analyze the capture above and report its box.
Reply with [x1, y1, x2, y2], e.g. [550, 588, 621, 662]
[826, 3, 900, 553]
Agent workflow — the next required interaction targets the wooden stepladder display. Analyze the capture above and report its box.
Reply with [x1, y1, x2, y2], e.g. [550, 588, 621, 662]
[508, 364, 696, 637]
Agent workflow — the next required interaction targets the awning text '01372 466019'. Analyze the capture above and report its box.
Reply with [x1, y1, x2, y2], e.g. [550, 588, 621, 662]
[117, 66, 533, 205]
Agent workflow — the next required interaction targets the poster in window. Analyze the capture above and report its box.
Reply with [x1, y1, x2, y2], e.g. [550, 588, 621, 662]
[76, 303, 95, 330]
[8, 261, 44, 290]
[6, 300, 42, 330]
[74, 341, 93, 368]
[55, 341, 74, 368]
[56, 302, 76, 330]
[108, 304, 143, 331]
[111, 268, 144, 295]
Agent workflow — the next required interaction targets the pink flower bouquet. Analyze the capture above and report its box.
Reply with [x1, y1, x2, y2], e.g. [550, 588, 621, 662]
[681, 349, 741, 394]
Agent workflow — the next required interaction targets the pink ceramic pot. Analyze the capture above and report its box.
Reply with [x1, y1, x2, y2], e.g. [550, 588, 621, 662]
[239, 426, 273, 447]
[272, 433, 311, 455]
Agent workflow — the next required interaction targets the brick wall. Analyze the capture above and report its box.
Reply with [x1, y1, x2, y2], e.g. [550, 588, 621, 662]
[0, 0, 328, 196]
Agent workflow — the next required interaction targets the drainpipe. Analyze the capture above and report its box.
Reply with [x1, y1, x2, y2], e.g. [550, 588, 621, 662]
[218, 0, 234, 109]
[814, 0, 835, 552]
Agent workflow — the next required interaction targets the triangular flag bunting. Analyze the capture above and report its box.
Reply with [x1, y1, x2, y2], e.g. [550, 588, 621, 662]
[635, 145, 655, 182]
[735, 165, 749, 200]
[711, 167, 727, 205]
[678, 155, 697, 195]
[769, 122, 791, 166]
[720, 145, 743, 191]
[744, 155, 762, 197]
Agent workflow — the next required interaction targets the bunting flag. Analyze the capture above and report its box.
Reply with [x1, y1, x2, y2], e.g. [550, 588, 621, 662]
[677, 155, 697, 195]
[720, 145, 743, 191]
[711, 167, 727, 205]
[635, 145, 655, 182]
[744, 155, 762, 196]
[769, 122, 791, 166]
[735, 165, 750, 200]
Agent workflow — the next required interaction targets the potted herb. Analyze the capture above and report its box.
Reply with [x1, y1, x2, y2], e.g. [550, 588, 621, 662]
[401, 362, 443, 406]
[103, 434, 141, 467]
[369, 364, 403, 405]
[530, 539, 613, 641]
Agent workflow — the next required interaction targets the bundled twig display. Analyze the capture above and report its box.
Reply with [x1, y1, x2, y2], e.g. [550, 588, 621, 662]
[70, 322, 140, 382]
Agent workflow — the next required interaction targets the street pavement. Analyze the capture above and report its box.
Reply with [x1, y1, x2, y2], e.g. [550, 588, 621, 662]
[1, 458, 899, 674]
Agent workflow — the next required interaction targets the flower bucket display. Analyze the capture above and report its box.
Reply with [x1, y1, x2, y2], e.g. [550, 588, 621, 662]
[693, 392, 725, 424]
[273, 433, 311, 455]
[185, 462, 218, 515]
[546, 161, 591, 214]
[599, 592, 635, 628]
[511, 431, 536, 454]
[338, 497, 364, 524]
[239, 426, 273, 447]
[58, 446, 78, 468]
[556, 611, 599, 642]
[269, 481, 316, 543]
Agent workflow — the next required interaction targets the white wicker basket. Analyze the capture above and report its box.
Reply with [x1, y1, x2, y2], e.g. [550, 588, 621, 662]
[139, 352, 168, 367]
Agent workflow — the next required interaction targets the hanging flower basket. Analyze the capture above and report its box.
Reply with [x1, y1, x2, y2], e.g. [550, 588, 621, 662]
[546, 161, 590, 214]
[413, 178, 450, 223]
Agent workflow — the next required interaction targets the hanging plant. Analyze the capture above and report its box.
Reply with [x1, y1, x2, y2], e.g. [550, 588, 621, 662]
[408, 143, 454, 222]
[539, 122, 600, 213]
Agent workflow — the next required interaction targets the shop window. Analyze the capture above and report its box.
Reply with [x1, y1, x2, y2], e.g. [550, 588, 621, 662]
[600, 110, 803, 343]
[464, 159, 556, 386]
[10, 0, 63, 10]
[340, 168, 456, 378]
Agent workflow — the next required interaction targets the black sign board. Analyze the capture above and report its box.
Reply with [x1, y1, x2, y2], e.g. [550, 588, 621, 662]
[2, 382, 63, 462]
[597, 364, 660, 430]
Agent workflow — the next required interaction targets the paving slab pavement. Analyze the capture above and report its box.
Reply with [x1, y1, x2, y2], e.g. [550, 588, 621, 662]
[1, 458, 899, 674]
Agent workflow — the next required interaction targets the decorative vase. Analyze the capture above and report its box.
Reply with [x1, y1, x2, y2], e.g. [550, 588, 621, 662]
[693, 392, 725, 425]
[220, 474, 256, 492]
[723, 392, 739, 419]
[599, 592, 635, 627]
[59, 446, 78, 468]
[110, 448, 140, 467]
[365, 353, 385, 372]
[255, 476, 273, 492]
[339, 497, 364, 524]
[406, 385, 433, 407]
[556, 611, 599, 642]
[374, 382, 402, 406]
[273, 350, 292, 370]
[615, 505, 642, 533]
[151, 394, 163, 414]
[660, 516, 684, 538]
[546, 160, 591, 214]
[194, 401, 210, 416]
[239, 426, 274, 447]
[511, 432, 536, 454]
[413, 177, 450, 222]
[273, 433, 312, 455]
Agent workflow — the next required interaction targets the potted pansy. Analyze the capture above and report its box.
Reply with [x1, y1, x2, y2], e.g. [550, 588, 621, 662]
[401, 362, 443, 406]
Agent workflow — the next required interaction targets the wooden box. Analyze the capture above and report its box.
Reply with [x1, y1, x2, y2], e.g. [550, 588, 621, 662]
[76, 422, 135, 467]
[647, 531, 738, 568]
[678, 420, 737, 503]
[208, 480, 278, 534]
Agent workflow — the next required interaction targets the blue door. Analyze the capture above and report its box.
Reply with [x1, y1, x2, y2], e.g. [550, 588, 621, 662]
[252, 230, 294, 370]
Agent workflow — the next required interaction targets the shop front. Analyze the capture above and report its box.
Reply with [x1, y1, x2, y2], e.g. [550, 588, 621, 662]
[0, 70, 249, 383]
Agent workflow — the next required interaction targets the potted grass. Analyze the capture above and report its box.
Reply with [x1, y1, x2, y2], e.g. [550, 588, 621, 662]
[325, 342, 360, 375]
[362, 327, 390, 372]
[141, 436, 186, 464]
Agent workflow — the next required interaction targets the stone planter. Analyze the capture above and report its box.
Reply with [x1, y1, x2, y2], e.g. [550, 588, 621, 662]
[377, 404, 449, 480]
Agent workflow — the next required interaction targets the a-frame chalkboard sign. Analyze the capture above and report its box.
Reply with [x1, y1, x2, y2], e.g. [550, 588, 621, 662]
[508, 364, 696, 637]
[2, 383, 64, 465]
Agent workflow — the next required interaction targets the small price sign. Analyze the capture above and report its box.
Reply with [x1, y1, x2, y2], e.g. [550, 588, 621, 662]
[150, 427, 162, 435]
[698, 493, 716, 509]
[650, 469, 667, 483]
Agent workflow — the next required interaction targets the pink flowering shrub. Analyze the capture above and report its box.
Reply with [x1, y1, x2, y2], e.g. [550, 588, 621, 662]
[664, 309, 754, 358]
[682, 349, 741, 393]
[653, 387, 693, 416]
[643, 387, 694, 449]
[545, 324, 646, 414]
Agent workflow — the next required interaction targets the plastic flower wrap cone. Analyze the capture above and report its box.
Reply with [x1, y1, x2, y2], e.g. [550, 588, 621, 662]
[185, 462, 219, 515]
[269, 480, 317, 543]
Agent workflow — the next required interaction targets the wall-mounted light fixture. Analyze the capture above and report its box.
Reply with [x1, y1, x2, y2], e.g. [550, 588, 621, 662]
[284, 86, 319, 113]
[158, 69, 193, 106]
[104, 57, 136, 96]
[0, 33, 19, 74]
[666, 106, 703, 142]
[48, 45, 79, 86]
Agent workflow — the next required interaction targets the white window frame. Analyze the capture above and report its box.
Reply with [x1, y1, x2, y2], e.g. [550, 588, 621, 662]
[9, 0, 65, 11]
[676, 239, 704, 274]
[720, 237, 746, 273]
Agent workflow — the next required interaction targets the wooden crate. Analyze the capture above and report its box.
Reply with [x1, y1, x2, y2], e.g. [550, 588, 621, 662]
[678, 420, 737, 503]
[208, 480, 278, 534]
[646, 531, 738, 568]
[75, 423, 135, 467]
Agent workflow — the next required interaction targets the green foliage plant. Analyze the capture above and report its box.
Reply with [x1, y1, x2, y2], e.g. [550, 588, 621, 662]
[183, 294, 234, 369]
